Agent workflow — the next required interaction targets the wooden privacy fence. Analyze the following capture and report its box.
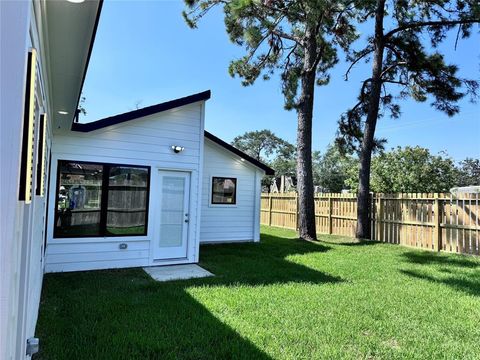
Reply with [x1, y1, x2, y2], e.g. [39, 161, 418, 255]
[260, 192, 480, 255]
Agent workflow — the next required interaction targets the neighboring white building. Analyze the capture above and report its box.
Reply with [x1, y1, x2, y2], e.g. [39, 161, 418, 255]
[0, 1, 273, 359]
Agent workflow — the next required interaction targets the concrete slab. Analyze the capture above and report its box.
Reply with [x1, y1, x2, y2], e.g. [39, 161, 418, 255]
[143, 264, 214, 282]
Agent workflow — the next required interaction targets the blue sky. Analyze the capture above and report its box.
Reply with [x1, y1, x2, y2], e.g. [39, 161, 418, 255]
[81, 0, 480, 161]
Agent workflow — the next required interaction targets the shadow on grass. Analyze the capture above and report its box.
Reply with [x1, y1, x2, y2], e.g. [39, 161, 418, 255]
[35, 231, 341, 360]
[402, 251, 479, 269]
[317, 234, 379, 247]
[197, 231, 341, 287]
[400, 251, 480, 297]
[400, 269, 480, 297]
[320, 239, 379, 247]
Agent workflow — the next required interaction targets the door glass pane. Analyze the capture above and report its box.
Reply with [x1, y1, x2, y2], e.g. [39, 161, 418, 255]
[55, 162, 103, 237]
[106, 166, 149, 236]
[160, 176, 185, 247]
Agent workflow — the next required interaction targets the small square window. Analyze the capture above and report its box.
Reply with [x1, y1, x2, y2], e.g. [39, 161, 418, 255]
[211, 177, 237, 205]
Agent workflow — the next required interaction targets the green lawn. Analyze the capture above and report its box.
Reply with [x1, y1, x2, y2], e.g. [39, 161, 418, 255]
[35, 226, 480, 359]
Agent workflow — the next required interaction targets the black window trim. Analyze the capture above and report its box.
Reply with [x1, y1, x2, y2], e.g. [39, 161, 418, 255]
[53, 159, 151, 239]
[211, 176, 237, 205]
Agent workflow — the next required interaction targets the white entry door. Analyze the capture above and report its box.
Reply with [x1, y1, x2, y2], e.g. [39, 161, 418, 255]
[154, 170, 190, 260]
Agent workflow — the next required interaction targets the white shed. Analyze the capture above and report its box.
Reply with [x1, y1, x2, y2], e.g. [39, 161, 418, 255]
[44, 92, 274, 273]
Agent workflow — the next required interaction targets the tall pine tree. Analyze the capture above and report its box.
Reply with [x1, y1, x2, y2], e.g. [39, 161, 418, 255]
[337, 0, 479, 239]
[183, 0, 359, 240]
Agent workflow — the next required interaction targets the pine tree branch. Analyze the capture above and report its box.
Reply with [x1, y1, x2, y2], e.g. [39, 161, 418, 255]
[382, 79, 409, 86]
[384, 43, 403, 61]
[344, 48, 374, 80]
[271, 29, 302, 44]
[380, 61, 406, 78]
[283, 43, 298, 71]
[384, 19, 480, 39]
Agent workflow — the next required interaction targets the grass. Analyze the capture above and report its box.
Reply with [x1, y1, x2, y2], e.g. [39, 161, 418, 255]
[34, 226, 480, 359]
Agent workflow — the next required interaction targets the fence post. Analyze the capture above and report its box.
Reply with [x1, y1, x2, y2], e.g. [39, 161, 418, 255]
[328, 195, 333, 235]
[378, 195, 384, 242]
[434, 193, 442, 251]
[370, 193, 375, 241]
[295, 193, 299, 231]
[268, 195, 273, 226]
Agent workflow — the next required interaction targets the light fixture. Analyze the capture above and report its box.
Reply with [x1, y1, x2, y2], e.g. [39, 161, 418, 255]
[241, 158, 245, 162]
[67, 0, 85, 3]
[58, 110, 69, 115]
[171, 145, 185, 153]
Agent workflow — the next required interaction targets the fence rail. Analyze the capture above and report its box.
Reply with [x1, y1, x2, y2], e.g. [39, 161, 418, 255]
[261, 192, 480, 255]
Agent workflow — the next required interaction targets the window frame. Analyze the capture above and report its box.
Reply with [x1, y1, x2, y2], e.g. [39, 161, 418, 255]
[210, 176, 237, 206]
[35, 113, 47, 196]
[53, 160, 151, 239]
[19, 48, 37, 203]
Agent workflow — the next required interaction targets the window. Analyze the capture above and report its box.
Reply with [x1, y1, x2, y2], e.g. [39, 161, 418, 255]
[19, 48, 37, 203]
[54, 161, 150, 238]
[106, 166, 149, 236]
[211, 177, 237, 205]
[35, 114, 47, 196]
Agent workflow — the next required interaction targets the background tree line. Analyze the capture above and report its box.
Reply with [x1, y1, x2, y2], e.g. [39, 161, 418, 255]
[232, 129, 479, 193]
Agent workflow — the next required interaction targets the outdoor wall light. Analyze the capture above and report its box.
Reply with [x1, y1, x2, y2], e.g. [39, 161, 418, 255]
[171, 145, 185, 153]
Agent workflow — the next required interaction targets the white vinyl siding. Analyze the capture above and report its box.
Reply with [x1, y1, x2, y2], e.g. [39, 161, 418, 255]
[45, 103, 204, 273]
[1, 6, 53, 358]
[200, 139, 261, 243]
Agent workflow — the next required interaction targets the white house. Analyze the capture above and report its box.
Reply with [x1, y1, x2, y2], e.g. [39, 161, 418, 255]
[45, 93, 273, 273]
[0, 1, 273, 359]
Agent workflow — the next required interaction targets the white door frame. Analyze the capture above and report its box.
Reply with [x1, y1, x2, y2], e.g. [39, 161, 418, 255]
[153, 169, 192, 261]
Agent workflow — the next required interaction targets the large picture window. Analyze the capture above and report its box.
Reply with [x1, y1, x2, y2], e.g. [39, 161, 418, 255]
[211, 177, 237, 205]
[54, 160, 150, 238]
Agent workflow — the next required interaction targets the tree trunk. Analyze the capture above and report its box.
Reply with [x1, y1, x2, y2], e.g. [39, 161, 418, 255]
[356, 0, 386, 240]
[297, 33, 317, 241]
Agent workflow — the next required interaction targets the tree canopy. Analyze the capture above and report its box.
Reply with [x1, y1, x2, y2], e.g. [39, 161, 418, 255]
[184, 0, 358, 109]
[345, 146, 461, 193]
[312, 145, 356, 192]
[457, 158, 480, 187]
[232, 129, 291, 161]
[336, 0, 480, 154]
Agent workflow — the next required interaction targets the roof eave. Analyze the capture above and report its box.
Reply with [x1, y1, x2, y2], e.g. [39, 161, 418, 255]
[204, 131, 275, 175]
[71, 90, 211, 132]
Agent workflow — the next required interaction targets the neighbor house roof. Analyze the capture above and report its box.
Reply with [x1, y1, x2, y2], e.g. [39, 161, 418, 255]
[71, 91, 274, 175]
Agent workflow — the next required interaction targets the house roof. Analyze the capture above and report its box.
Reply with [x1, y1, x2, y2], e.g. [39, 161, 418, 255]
[204, 131, 274, 175]
[70, 91, 274, 175]
[71, 90, 212, 132]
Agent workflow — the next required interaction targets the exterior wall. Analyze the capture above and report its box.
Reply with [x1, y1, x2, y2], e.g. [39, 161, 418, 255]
[45, 103, 205, 273]
[1, 2, 51, 359]
[200, 139, 263, 243]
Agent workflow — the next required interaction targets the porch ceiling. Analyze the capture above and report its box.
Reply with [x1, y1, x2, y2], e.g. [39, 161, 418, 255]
[42, 0, 102, 131]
